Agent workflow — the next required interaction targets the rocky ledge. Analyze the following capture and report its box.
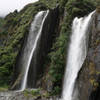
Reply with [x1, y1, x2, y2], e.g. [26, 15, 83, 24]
[0, 89, 59, 100]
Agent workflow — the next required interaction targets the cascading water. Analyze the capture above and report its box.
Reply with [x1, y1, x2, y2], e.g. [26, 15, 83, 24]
[61, 12, 94, 100]
[14, 10, 49, 91]
[21, 10, 49, 91]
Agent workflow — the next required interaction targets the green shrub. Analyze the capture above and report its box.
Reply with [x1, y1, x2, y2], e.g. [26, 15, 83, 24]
[24, 89, 41, 97]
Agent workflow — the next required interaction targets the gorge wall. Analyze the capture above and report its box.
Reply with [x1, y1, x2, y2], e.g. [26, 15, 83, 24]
[0, 0, 100, 100]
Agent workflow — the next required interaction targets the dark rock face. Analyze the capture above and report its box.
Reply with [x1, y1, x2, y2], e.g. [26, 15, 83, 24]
[77, 10, 100, 100]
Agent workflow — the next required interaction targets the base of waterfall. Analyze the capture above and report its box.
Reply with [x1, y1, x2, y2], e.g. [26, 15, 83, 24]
[0, 89, 59, 100]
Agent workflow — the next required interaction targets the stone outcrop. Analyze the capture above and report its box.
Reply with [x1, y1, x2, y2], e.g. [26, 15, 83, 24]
[0, 91, 58, 100]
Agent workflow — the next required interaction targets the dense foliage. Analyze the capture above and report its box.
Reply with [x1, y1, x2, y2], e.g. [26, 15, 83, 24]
[0, 18, 5, 33]
[0, 2, 46, 88]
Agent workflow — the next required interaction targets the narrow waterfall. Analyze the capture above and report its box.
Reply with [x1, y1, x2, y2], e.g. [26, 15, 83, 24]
[61, 12, 94, 100]
[18, 10, 49, 91]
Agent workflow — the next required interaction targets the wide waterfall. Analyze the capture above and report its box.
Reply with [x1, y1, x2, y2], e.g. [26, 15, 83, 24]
[61, 12, 94, 100]
[13, 10, 49, 91]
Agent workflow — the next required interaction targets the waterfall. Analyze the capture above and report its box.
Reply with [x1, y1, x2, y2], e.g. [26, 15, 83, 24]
[61, 12, 94, 100]
[16, 10, 49, 91]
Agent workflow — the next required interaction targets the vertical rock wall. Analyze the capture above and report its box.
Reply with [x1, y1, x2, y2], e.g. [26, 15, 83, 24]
[27, 8, 59, 88]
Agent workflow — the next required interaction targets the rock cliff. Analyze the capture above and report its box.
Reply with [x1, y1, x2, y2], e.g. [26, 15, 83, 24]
[0, 0, 100, 100]
[77, 8, 100, 100]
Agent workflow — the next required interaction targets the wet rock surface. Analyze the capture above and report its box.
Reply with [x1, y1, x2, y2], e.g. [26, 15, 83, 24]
[0, 91, 58, 100]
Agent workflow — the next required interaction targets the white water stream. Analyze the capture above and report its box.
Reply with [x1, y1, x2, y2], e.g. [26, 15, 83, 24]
[20, 10, 49, 91]
[61, 12, 94, 100]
